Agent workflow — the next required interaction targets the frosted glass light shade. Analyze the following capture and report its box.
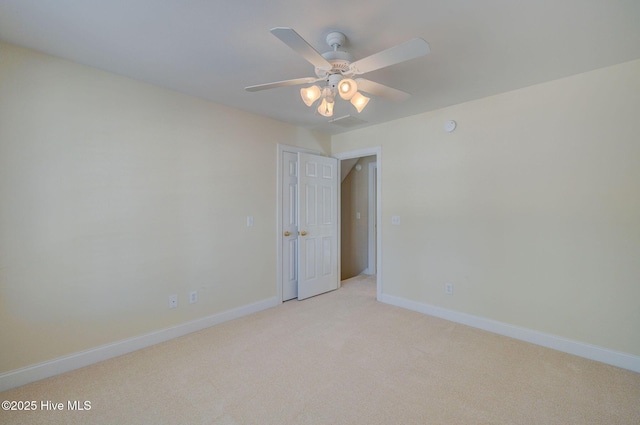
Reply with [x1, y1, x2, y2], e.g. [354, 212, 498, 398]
[338, 78, 357, 100]
[317, 97, 334, 117]
[350, 92, 370, 113]
[300, 85, 321, 106]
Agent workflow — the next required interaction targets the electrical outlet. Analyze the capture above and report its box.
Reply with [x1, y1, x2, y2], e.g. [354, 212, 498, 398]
[189, 291, 198, 304]
[168, 294, 178, 308]
[445, 283, 453, 295]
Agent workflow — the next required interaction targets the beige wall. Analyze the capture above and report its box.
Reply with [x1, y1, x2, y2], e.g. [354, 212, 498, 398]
[0, 42, 329, 373]
[341, 156, 376, 280]
[332, 59, 640, 357]
[1, 38, 639, 376]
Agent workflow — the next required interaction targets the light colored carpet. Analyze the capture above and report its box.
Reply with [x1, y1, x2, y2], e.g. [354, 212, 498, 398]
[1, 275, 639, 424]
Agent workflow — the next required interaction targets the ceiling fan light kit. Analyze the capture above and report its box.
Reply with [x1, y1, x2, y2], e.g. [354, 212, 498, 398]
[316, 86, 336, 117]
[302, 75, 368, 117]
[300, 85, 321, 106]
[246, 27, 430, 118]
[350, 91, 370, 113]
[317, 97, 334, 117]
[338, 78, 357, 100]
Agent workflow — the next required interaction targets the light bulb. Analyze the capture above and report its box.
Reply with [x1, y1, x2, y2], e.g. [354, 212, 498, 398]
[350, 92, 370, 113]
[338, 78, 357, 100]
[317, 97, 334, 117]
[300, 85, 321, 107]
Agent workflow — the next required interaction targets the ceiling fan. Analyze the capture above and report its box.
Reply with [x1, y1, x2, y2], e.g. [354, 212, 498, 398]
[245, 28, 430, 117]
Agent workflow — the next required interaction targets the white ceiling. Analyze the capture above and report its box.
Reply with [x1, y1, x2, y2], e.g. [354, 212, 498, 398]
[1, 0, 639, 135]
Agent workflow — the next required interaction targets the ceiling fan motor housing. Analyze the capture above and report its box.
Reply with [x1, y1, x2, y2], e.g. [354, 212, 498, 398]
[317, 50, 354, 78]
[313, 31, 354, 78]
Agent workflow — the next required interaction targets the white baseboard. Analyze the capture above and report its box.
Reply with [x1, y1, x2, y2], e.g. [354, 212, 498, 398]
[0, 296, 279, 392]
[378, 293, 640, 373]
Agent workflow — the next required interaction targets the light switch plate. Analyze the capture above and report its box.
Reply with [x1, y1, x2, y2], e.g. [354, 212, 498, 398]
[391, 216, 401, 225]
[445, 283, 453, 295]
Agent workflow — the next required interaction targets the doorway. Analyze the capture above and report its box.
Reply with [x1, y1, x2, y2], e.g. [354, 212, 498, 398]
[340, 155, 376, 280]
[277, 145, 382, 302]
[334, 147, 381, 300]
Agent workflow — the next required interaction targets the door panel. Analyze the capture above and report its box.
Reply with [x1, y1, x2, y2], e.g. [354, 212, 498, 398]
[322, 237, 332, 275]
[305, 184, 317, 225]
[305, 238, 316, 279]
[297, 152, 339, 300]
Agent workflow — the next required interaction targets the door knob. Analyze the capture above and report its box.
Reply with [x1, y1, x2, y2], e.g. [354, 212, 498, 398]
[299, 230, 308, 236]
[283, 231, 291, 237]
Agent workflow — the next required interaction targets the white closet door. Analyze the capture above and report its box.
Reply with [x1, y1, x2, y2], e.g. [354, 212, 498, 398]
[297, 152, 338, 300]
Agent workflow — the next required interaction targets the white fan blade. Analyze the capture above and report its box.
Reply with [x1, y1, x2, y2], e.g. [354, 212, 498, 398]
[245, 77, 320, 92]
[350, 38, 430, 75]
[271, 27, 332, 71]
[355, 78, 411, 102]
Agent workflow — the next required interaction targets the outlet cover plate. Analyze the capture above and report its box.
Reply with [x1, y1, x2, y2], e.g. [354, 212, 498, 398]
[169, 294, 178, 308]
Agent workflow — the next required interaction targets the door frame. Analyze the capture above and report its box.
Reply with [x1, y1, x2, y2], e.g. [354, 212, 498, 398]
[366, 161, 377, 276]
[333, 147, 382, 300]
[277, 144, 383, 302]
